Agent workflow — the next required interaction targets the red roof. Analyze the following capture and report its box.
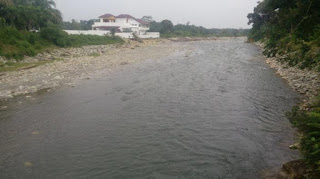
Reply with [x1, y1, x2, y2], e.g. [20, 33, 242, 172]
[99, 13, 149, 25]
[99, 14, 115, 19]
[116, 14, 135, 19]
[135, 19, 149, 25]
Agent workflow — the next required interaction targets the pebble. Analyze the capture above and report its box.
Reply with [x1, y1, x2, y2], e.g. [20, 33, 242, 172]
[264, 56, 320, 100]
[32, 131, 40, 135]
[24, 162, 32, 167]
[0, 39, 177, 99]
[0, 106, 8, 110]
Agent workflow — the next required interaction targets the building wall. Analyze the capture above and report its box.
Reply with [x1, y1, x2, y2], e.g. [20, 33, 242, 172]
[115, 18, 139, 27]
[64, 30, 160, 39]
[64, 30, 110, 36]
[93, 18, 147, 32]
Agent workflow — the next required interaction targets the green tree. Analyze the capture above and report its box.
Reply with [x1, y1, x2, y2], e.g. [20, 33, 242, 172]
[160, 20, 173, 33]
[142, 16, 153, 23]
[0, 0, 14, 6]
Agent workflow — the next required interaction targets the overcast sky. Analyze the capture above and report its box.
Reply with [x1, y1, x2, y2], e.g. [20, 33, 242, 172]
[55, 0, 259, 29]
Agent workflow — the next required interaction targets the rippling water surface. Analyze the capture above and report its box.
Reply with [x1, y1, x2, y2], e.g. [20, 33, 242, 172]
[0, 39, 300, 178]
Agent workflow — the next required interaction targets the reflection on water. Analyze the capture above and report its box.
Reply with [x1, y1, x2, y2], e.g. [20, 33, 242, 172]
[0, 39, 300, 178]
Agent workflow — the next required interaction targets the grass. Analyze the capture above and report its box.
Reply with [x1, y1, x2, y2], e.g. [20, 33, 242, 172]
[0, 26, 124, 61]
[88, 52, 100, 57]
[68, 34, 124, 47]
[0, 58, 64, 72]
[287, 96, 320, 177]
[0, 26, 54, 60]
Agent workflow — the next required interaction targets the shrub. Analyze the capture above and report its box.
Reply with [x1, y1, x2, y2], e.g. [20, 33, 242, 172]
[40, 24, 69, 47]
[0, 25, 124, 61]
[287, 96, 320, 176]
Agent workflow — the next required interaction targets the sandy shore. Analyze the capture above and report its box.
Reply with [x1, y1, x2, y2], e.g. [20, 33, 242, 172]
[0, 39, 183, 100]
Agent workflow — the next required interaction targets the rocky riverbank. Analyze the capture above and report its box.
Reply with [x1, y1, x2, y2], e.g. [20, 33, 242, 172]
[0, 39, 181, 100]
[255, 43, 320, 109]
[256, 42, 320, 178]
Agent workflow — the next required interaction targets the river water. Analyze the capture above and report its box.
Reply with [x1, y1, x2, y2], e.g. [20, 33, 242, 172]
[0, 39, 300, 178]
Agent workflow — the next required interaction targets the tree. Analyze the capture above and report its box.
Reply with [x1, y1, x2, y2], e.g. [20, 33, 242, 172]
[0, 0, 14, 6]
[247, 0, 320, 67]
[32, 0, 56, 9]
[160, 20, 173, 33]
[12, 0, 56, 8]
[142, 16, 153, 23]
[110, 28, 116, 38]
[0, 0, 62, 30]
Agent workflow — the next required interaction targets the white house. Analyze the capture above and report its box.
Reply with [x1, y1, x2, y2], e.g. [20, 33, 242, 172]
[91, 14, 159, 38]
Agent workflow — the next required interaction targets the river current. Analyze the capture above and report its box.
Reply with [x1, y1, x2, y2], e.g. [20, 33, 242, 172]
[0, 39, 300, 178]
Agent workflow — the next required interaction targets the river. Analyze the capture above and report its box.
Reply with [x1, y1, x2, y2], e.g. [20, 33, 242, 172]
[0, 39, 300, 178]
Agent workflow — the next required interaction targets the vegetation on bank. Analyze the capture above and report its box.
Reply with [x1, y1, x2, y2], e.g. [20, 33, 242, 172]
[247, 0, 320, 71]
[0, 0, 123, 61]
[0, 57, 63, 72]
[0, 24, 123, 61]
[62, 19, 98, 30]
[248, 0, 320, 176]
[148, 18, 250, 37]
[287, 97, 320, 177]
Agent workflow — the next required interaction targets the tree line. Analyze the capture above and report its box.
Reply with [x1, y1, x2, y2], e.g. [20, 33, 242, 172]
[247, 0, 320, 70]
[62, 19, 98, 30]
[0, 0, 62, 30]
[0, 0, 123, 60]
[147, 17, 249, 37]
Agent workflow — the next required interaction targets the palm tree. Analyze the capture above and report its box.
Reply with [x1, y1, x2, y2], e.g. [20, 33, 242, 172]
[32, 0, 56, 9]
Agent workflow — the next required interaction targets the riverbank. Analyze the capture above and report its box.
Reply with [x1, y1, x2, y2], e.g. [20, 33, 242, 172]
[0, 38, 300, 178]
[255, 42, 320, 108]
[0, 39, 181, 100]
[255, 42, 320, 178]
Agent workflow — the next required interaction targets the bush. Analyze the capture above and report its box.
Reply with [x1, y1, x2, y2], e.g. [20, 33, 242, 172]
[0, 24, 124, 61]
[67, 34, 124, 47]
[0, 26, 50, 60]
[287, 96, 320, 176]
[40, 24, 69, 47]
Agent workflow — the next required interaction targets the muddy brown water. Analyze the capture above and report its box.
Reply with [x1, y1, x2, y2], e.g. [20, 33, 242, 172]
[0, 39, 300, 178]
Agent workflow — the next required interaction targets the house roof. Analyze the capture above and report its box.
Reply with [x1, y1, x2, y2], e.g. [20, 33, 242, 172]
[99, 14, 115, 19]
[116, 14, 149, 25]
[99, 13, 149, 25]
[116, 14, 135, 19]
[135, 19, 149, 25]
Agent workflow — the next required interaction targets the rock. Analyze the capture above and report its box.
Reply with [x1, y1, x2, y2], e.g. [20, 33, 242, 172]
[31, 131, 40, 135]
[282, 160, 307, 178]
[310, 74, 318, 79]
[289, 143, 300, 150]
[0, 56, 4, 63]
[24, 162, 32, 167]
[54, 75, 62, 80]
[0, 106, 8, 110]
[0, 39, 174, 100]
